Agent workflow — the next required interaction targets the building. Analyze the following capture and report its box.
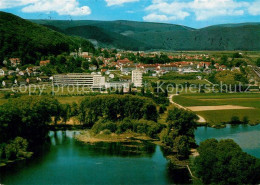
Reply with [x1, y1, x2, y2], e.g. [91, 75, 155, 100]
[117, 58, 133, 67]
[89, 65, 97, 71]
[0, 69, 5, 76]
[53, 73, 105, 87]
[10, 58, 21, 67]
[105, 81, 130, 92]
[132, 69, 143, 87]
[40, 60, 50, 66]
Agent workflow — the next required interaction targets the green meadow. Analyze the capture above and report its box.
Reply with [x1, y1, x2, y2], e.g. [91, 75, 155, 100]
[173, 93, 260, 125]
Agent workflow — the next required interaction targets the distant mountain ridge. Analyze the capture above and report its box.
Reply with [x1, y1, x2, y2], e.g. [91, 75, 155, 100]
[31, 19, 260, 51]
[4, 12, 260, 51]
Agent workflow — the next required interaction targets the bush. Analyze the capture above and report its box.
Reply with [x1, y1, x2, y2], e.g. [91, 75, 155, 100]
[92, 119, 117, 134]
[0, 144, 4, 159]
[230, 116, 241, 124]
[242, 116, 249, 124]
[102, 129, 112, 135]
[159, 105, 167, 114]
[5, 143, 17, 160]
[256, 58, 260, 67]
[174, 136, 190, 159]
[3, 137, 29, 160]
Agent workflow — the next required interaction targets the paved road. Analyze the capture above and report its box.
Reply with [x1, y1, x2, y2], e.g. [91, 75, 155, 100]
[169, 94, 206, 123]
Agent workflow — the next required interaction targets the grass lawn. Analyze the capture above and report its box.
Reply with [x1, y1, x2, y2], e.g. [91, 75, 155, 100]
[56, 96, 85, 104]
[173, 93, 260, 125]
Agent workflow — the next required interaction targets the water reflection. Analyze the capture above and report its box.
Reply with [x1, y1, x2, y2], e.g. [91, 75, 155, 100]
[0, 131, 191, 185]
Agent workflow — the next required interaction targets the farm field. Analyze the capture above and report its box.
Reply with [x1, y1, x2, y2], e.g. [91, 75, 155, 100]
[173, 93, 260, 126]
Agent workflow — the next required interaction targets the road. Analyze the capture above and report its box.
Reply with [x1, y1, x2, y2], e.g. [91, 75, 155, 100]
[169, 94, 206, 123]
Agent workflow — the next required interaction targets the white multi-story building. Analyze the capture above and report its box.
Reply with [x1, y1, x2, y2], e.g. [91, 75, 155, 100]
[53, 73, 105, 87]
[132, 69, 143, 87]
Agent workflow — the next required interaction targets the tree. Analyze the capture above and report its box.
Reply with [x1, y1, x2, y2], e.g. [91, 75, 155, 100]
[174, 136, 190, 159]
[141, 86, 145, 95]
[60, 104, 71, 124]
[163, 108, 198, 149]
[82, 61, 89, 70]
[195, 139, 260, 185]
[233, 52, 242, 58]
[167, 108, 198, 137]
[120, 86, 124, 95]
[230, 116, 241, 124]
[0, 96, 61, 143]
[256, 58, 260, 67]
[91, 58, 99, 69]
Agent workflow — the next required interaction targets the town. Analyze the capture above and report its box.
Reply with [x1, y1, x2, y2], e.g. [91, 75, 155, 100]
[1, 49, 259, 92]
[1, 8, 260, 185]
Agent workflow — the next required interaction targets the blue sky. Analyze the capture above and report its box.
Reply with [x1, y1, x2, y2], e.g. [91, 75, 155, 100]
[1, 0, 260, 28]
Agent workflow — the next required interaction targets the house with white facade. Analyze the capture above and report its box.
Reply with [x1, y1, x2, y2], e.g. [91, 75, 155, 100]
[0, 69, 5, 76]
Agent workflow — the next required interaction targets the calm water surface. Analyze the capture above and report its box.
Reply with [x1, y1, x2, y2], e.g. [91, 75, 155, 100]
[1, 124, 260, 185]
[195, 124, 260, 158]
[0, 131, 190, 185]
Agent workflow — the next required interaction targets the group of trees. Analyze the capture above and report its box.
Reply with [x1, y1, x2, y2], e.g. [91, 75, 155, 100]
[39, 54, 101, 76]
[139, 86, 169, 108]
[195, 139, 260, 184]
[0, 11, 95, 65]
[208, 69, 249, 92]
[0, 137, 32, 161]
[218, 53, 247, 68]
[162, 108, 198, 159]
[92, 118, 163, 139]
[78, 95, 158, 127]
[0, 96, 62, 143]
[0, 96, 65, 162]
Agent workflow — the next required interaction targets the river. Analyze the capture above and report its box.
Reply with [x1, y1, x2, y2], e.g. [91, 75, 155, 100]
[195, 124, 260, 158]
[0, 131, 190, 185]
[1, 124, 260, 185]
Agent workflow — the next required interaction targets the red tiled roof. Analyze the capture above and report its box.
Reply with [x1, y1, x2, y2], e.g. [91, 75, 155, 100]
[40, 60, 50, 66]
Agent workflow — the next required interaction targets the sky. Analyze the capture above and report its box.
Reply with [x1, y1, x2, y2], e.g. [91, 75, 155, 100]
[1, 0, 260, 28]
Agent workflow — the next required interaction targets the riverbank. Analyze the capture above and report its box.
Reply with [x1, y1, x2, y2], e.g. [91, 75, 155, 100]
[75, 130, 194, 168]
[0, 152, 33, 167]
[75, 130, 157, 143]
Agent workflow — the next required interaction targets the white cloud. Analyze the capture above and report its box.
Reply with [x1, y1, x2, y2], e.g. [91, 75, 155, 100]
[145, 0, 190, 21]
[248, 0, 260, 15]
[0, 0, 37, 9]
[143, 0, 259, 22]
[143, 13, 189, 22]
[105, 0, 139, 6]
[190, 0, 248, 20]
[0, 0, 91, 16]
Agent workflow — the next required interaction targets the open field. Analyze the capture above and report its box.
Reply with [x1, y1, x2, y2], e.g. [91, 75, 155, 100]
[173, 93, 260, 125]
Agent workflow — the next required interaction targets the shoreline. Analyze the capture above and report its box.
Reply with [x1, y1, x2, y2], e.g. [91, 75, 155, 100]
[75, 130, 157, 144]
[0, 153, 33, 168]
[75, 130, 196, 168]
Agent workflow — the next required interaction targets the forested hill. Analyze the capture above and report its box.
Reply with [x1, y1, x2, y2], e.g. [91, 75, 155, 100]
[32, 19, 260, 51]
[0, 11, 95, 64]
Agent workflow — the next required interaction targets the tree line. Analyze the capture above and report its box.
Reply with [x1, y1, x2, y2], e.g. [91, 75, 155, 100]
[78, 95, 158, 127]
[0, 96, 62, 162]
